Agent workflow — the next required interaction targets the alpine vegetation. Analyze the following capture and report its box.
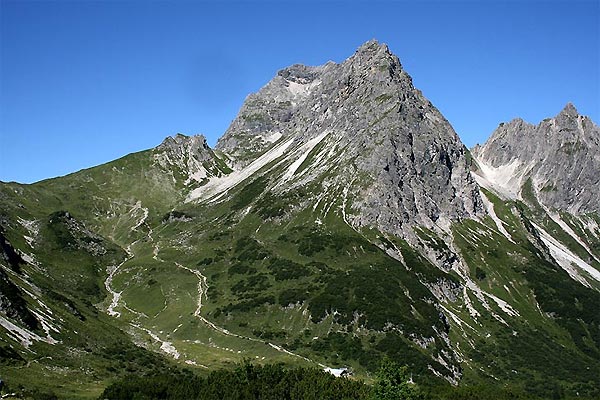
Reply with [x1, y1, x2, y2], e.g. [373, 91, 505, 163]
[1, 40, 599, 400]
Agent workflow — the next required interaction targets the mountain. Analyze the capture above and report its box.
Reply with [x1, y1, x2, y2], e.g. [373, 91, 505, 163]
[1, 40, 599, 399]
[213, 40, 482, 241]
[472, 103, 600, 214]
[472, 103, 600, 288]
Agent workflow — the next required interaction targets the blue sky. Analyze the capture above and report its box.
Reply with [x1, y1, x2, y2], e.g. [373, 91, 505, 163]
[1, 0, 598, 183]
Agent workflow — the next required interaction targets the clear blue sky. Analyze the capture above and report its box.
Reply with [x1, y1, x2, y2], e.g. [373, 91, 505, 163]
[1, 0, 598, 183]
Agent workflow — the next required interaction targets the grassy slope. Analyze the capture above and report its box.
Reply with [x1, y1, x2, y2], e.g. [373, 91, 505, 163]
[1, 145, 600, 399]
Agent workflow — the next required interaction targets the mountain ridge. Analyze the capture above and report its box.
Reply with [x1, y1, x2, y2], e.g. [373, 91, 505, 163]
[472, 102, 599, 214]
[1, 40, 599, 399]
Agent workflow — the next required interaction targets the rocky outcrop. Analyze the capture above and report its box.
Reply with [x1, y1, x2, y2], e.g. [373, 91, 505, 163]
[214, 40, 483, 237]
[472, 103, 600, 214]
[155, 134, 231, 185]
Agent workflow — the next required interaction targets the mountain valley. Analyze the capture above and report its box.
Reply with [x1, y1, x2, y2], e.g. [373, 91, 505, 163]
[1, 40, 599, 399]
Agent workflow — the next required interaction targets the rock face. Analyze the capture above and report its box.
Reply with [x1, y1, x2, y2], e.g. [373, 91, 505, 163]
[472, 103, 600, 214]
[155, 134, 231, 185]
[215, 40, 483, 236]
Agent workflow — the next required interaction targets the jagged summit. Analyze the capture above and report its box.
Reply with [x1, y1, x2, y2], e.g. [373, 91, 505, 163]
[158, 133, 208, 149]
[207, 40, 483, 238]
[351, 39, 397, 64]
[154, 133, 230, 186]
[472, 103, 600, 213]
[214, 40, 411, 169]
[558, 101, 578, 117]
[3, 42, 600, 398]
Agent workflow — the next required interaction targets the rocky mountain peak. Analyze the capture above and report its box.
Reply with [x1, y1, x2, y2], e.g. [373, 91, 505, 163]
[208, 40, 483, 239]
[343, 40, 404, 83]
[155, 134, 229, 185]
[353, 39, 393, 61]
[472, 103, 600, 213]
[158, 133, 209, 152]
[277, 64, 322, 84]
[558, 102, 578, 118]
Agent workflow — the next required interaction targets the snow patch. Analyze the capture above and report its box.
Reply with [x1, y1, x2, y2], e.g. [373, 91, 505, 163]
[324, 367, 350, 377]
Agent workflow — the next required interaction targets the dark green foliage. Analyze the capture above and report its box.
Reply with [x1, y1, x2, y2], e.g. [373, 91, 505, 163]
[474, 266, 486, 281]
[293, 226, 380, 257]
[19, 388, 59, 400]
[429, 384, 542, 400]
[234, 237, 271, 261]
[228, 262, 258, 275]
[311, 333, 381, 371]
[453, 204, 600, 398]
[254, 192, 288, 219]
[100, 362, 371, 400]
[221, 296, 276, 313]
[521, 258, 600, 372]
[37, 210, 126, 303]
[161, 210, 193, 222]
[467, 323, 600, 399]
[231, 177, 268, 210]
[0, 230, 25, 272]
[252, 329, 287, 340]
[376, 334, 448, 381]
[46, 289, 87, 321]
[295, 227, 331, 256]
[0, 268, 40, 330]
[267, 257, 309, 280]
[308, 261, 443, 336]
[397, 240, 459, 285]
[372, 358, 424, 400]
[278, 287, 311, 306]
[231, 274, 271, 295]
[197, 257, 213, 266]
[0, 344, 26, 366]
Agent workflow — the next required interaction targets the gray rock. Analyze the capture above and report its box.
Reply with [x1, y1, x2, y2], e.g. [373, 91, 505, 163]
[472, 103, 600, 214]
[155, 134, 231, 185]
[215, 40, 483, 238]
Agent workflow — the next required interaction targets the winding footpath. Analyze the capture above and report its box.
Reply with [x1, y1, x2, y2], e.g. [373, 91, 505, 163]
[173, 262, 324, 367]
[104, 203, 326, 368]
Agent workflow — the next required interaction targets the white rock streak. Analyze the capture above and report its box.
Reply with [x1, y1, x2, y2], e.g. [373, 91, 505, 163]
[0, 314, 57, 348]
[281, 131, 329, 181]
[105, 261, 126, 318]
[532, 222, 600, 286]
[187, 137, 295, 203]
[540, 205, 600, 264]
[480, 192, 514, 243]
[132, 324, 180, 360]
[130, 201, 149, 232]
[104, 204, 145, 318]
